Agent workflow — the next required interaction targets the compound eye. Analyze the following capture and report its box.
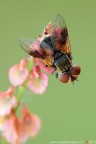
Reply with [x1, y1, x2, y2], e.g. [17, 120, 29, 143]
[59, 72, 70, 83]
[59, 72, 78, 83]
[70, 66, 81, 77]
[70, 75, 77, 82]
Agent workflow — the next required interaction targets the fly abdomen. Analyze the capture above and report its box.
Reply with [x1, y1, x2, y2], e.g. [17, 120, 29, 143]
[54, 54, 72, 72]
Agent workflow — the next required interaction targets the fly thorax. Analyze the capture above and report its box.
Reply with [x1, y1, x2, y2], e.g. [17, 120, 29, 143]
[54, 54, 72, 72]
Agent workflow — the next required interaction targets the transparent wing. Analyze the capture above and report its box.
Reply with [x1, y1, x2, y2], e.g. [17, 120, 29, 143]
[44, 14, 67, 35]
[44, 14, 71, 54]
[52, 14, 67, 29]
[19, 38, 43, 58]
[19, 38, 53, 67]
[52, 14, 69, 45]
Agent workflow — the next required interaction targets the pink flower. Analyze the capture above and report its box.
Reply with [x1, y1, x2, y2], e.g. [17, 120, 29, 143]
[35, 59, 54, 74]
[0, 116, 6, 131]
[2, 108, 41, 144]
[2, 112, 28, 144]
[2, 114, 18, 144]
[22, 107, 41, 138]
[0, 87, 16, 116]
[9, 58, 28, 86]
[27, 65, 48, 94]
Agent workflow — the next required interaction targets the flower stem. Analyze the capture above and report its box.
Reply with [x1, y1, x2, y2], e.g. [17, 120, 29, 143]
[15, 86, 25, 112]
[17, 86, 24, 102]
[2, 137, 7, 144]
[28, 57, 34, 72]
[14, 58, 34, 112]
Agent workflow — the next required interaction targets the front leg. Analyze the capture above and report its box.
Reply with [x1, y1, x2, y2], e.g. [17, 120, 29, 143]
[52, 66, 58, 78]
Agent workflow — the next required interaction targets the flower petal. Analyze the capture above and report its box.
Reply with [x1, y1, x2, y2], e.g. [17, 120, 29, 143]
[28, 73, 48, 94]
[0, 88, 16, 116]
[22, 107, 41, 138]
[35, 59, 54, 74]
[2, 112, 28, 144]
[9, 59, 28, 86]
[2, 117, 18, 144]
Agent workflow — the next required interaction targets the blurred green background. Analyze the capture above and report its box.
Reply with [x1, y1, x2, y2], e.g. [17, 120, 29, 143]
[0, 0, 96, 143]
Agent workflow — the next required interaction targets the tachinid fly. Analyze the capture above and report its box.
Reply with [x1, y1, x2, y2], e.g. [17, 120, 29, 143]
[19, 14, 81, 83]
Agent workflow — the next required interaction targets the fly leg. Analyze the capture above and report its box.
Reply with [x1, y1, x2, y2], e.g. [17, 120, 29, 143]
[53, 70, 58, 78]
[52, 66, 58, 78]
[55, 72, 58, 78]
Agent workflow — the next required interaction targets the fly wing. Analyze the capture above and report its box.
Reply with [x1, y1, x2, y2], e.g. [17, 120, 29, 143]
[44, 14, 71, 55]
[19, 38, 53, 67]
[19, 38, 43, 58]
[52, 14, 66, 29]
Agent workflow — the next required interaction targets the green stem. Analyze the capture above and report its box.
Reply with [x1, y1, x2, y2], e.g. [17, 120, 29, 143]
[17, 86, 24, 102]
[2, 137, 7, 144]
[28, 57, 34, 72]
[14, 57, 34, 112]
[15, 86, 25, 112]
